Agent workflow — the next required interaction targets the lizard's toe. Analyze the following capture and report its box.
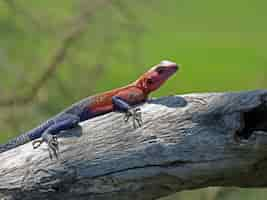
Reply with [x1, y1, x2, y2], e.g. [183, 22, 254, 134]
[124, 107, 143, 129]
[33, 132, 60, 160]
[46, 135, 59, 160]
[32, 139, 44, 149]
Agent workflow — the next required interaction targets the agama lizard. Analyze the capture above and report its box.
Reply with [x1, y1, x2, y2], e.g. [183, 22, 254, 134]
[0, 60, 179, 159]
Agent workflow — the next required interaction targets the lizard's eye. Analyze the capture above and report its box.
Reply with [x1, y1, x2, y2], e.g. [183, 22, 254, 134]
[156, 67, 164, 74]
[146, 78, 153, 85]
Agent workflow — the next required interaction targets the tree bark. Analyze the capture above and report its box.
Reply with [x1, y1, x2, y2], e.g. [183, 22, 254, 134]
[1, 90, 267, 200]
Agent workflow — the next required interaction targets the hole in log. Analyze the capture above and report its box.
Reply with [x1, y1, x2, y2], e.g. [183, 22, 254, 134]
[236, 105, 267, 139]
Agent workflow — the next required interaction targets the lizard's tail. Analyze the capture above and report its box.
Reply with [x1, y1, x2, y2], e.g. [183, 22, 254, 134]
[0, 133, 31, 154]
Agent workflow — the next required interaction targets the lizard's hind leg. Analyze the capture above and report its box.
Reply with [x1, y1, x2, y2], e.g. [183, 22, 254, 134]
[32, 114, 80, 159]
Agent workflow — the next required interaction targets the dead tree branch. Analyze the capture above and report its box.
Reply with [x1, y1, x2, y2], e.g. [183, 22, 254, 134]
[1, 90, 267, 199]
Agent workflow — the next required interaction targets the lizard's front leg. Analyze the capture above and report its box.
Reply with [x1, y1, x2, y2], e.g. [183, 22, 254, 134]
[123, 107, 142, 128]
[112, 96, 143, 128]
[32, 114, 80, 159]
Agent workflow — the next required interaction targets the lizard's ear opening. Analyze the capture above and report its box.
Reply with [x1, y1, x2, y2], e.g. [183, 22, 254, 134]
[146, 78, 153, 85]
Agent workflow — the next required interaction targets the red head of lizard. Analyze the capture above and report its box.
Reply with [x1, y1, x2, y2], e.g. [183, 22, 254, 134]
[134, 60, 179, 94]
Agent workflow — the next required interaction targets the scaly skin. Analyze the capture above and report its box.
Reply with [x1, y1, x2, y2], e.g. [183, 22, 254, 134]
[0, 60, 179, 159]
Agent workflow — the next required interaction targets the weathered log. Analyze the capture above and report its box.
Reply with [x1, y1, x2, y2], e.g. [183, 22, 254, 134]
[1, 90, 267, 200]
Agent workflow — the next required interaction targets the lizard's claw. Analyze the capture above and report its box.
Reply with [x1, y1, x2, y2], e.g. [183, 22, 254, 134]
[32, 132, 59, 160]
[124, 107, 143, 129]
[32, 139, 43, 149]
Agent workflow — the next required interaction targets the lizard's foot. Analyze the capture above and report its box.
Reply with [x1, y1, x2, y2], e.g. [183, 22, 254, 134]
[32, 132, 59, 160]
[124, 107, 143, 129]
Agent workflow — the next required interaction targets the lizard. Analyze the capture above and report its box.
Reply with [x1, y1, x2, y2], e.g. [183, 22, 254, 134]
[0, 60, 179, 159]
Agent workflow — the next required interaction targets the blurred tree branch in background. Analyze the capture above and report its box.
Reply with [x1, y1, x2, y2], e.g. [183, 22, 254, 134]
[0, 0, 144, 107]
[0, 0, 109, 106]
[3, 0, 42, 30]
[0, 0, 146, 140]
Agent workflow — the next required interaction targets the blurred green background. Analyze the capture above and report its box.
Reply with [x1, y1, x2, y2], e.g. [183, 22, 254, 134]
[0, 0, 267, 199]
